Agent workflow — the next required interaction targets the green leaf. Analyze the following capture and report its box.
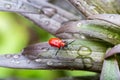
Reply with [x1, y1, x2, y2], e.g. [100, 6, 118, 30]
[56, 20, 120, 45]
[100, 58, 120, 80]
[69, 0, 120, 17]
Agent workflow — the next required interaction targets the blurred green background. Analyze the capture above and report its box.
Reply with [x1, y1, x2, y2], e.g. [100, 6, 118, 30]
[0, 12, 96, 80]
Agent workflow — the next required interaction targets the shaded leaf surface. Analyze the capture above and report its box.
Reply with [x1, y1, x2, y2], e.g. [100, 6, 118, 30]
[69, 0, 120, 17]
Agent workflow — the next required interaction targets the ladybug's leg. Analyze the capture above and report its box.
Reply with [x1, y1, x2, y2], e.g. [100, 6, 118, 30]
[55, 47, 61, 56]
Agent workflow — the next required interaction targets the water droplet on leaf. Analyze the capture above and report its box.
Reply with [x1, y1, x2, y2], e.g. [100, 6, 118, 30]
[78, 46, 92, 56]
[4, 4, 12, 9]
[5, 54, 12, 58]
[11, 60, 15, 63]
[45, 21, 50, 25]
[83, 58, 93, 68]
[89, 5, 96, 10]
[41, 7, 57, 17]
[77, 22, 82, 28]
[47, 61, 53, 65]
[35, 59, 42, 62]
[27, 60, 31, 64]
[109, 15, 115, 19]
[16, 61, 20, 64]
[80, 35, 86, 39]
[13, 55, 20, 59]
[75, 1, 80, 6]
[108, 34, 113, 38]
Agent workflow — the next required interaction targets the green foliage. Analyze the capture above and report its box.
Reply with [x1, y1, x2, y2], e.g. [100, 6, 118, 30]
[0, 12, 29, 53]
[0, 12, 97, 80]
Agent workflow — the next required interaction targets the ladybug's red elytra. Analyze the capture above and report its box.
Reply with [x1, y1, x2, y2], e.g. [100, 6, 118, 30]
[49, 38, 74, 55]
[49, 38, 66, 49]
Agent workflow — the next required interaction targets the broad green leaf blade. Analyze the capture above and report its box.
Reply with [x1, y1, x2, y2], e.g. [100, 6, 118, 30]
[69, 0, 120, 17]
[100, 58, 120, 80]
[88, 14, 120, 27]
[56, 20, 120, 45]
[23, 39, 111, 59]
[21, 39, 112, 71]
[0, 39, 110, 71]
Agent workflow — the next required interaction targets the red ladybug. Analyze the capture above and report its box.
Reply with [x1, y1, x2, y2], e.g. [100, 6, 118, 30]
[49, 38, 66, 48]
[49, 38, 74, 55]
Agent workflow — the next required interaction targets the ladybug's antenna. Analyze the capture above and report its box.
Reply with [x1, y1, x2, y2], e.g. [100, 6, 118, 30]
[65, 40, 75, 54]
[67, 40, 75, 45]
[55, 40, 75, 56]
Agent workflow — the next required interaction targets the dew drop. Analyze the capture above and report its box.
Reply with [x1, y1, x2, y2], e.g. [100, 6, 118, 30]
[5, 54, 12, 58]
[40, 20, 50, 26]
[16, 61, 20, 64]
[13, 55, 20, 59]
[109, 15, 115, 19]
[83, 58, 93, 68]
[45, 21, 50, 25]
[4, 4, 12, 9]
[109, 34, 118, 39]
[73, 34, 80, 38]
[41, 7, 57, 17]
[11, 60, 15, 63]
[57, 62, 62, 66]
[78, 46, 92, 56]
[11, 59, 20, 64]
[114, 35, 118, 39]
[40, 19, 50, 26]
[75, 1, 80, 6]
[83, 58, 92, 63]
[37, 9, 41, 13]
[35, 59, 42, 62]
[89, 5, 96, 10]
[47, 61, 53, 65]
[80, 35, 86, 39]
[83, 1, 87, 5]
[108, 34, 113, 39]
[77, 22, 82, 28]
[26, 60, 31, 64]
